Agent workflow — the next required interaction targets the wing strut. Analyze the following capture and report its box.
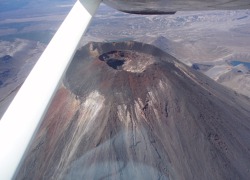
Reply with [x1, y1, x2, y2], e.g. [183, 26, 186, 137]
[0, 0, 101, 179]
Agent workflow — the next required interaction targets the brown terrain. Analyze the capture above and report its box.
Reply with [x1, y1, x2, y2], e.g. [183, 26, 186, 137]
[16, 41, 250, 180]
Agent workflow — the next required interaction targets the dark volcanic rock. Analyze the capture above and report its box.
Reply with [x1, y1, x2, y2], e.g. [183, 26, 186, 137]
[0, 55, 13, 63]
[192, 63, 213, 71]
[17, 41, 250, 180]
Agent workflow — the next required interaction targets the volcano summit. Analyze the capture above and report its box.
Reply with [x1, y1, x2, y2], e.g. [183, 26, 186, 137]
[17, 42, 250, 180]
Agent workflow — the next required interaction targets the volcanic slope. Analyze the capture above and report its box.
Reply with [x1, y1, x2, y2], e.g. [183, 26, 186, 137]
[17, 41, 250, 180]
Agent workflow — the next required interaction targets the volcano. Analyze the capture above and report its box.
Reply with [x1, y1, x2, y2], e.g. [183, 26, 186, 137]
[17, 42, 250, 180]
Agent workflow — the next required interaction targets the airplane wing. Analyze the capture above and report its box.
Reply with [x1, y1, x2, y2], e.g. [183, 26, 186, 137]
[103, 0, 250, 14]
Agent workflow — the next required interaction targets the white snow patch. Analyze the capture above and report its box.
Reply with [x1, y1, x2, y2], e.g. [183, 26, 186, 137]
[55, 90, 105, 175]
[159, 80, 166, 91]
[122, 52, 155, 73]
[117, 104, 130, 123]
[137, 98, 144, 107]
[148, 91, 157, 104]
[81, 91, 105, 132]
[134, 100, 143, 120]
[123, 58, 154, 73]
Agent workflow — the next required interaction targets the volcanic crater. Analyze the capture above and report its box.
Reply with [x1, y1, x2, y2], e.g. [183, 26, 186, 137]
[98, 50, 155, 72]
[17, 41, 250, 180]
